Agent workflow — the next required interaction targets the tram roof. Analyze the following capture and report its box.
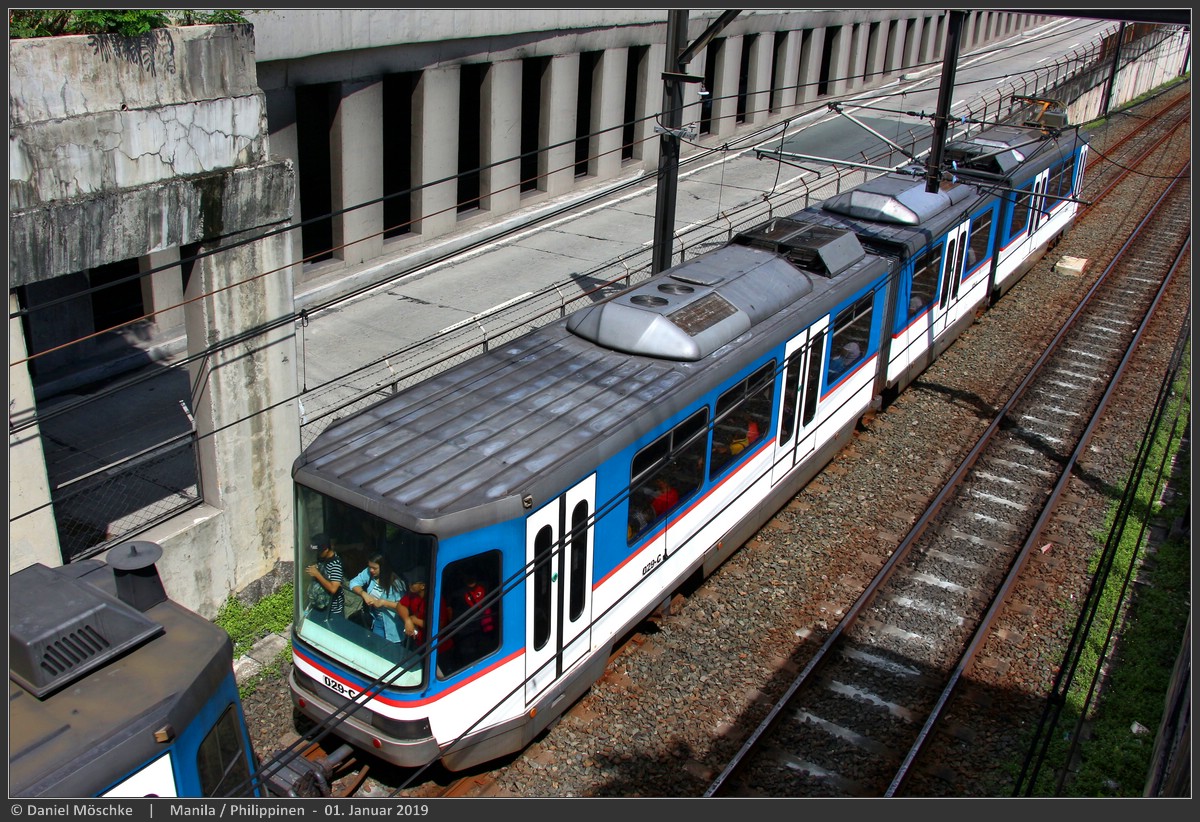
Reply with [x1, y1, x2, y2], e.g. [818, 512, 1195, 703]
[9, 561, 233, 797]
[295, 240, 888, 537]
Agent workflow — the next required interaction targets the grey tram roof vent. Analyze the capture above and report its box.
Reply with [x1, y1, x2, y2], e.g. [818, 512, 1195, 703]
[822, 172, 976, 226]
[567, 244, 813, 361]
[944, 125, 1042, 175]
[9, 559, 165, 698]
[732, 218, 865, 277]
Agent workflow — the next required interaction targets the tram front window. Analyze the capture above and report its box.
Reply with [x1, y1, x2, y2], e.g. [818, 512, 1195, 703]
[294, 485, 435, 688]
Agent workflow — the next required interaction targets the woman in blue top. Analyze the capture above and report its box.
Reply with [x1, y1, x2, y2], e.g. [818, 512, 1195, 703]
[348, 553, 405, 642]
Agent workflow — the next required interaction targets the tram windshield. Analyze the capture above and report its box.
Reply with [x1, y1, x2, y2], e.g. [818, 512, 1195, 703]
[294, 485, 435, 688]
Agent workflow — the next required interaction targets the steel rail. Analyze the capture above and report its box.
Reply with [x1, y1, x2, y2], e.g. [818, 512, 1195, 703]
[885, 169, 1190, 797]
[703, 131, 1191, 801]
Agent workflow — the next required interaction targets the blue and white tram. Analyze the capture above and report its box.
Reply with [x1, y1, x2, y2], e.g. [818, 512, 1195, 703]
[287, 124, 1088, 772]
[786, 122, 1089, 399]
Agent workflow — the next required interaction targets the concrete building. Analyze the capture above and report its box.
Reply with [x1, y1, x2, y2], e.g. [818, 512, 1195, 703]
[245, 9, 1044, 299]
[20, 10, 1187, 617]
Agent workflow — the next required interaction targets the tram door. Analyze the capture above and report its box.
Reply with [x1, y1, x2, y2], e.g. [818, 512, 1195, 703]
[773, 322, 827, 485]
[932, 220, 970, 338]
[524, 473, 595, 704]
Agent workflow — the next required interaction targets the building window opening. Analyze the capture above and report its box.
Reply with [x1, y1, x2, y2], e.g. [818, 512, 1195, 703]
[769, 33, 785, 113]
[458, 63, 488, 214]
[818, 26, 839, 97]
[623, 47, 647, 161]
[383, 72, 417, 239]
[701, 39, 720, 135]
[736, 34, 754, 124]
[520, 56, 550, 193]
[295, 82, 336, 263]
[576, 51, 601, 177]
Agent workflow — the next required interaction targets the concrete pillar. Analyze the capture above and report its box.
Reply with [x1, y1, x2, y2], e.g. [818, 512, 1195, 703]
[745, 32, 774, 124]
[481, 59, 522, 213]
[592, 47, 628, 179]
[8, 293, 60, 572]
[412, 66, 460, 236]
[885, 18, 907, 76]
[903, 16, 924, 68]
[139, 248, 184, 335]
[864, 22, 886, 87]
[773, 30, 800, 112]
[181, 221, 300, 601]
[710, 36, 742, 137]
[797, 28, 826, 105]
[542, 53, 579, 196]
[638, 42, 665, 171]
[849, 23, 868, 90]
[919, 16, 937, 64]
[827, 25, 852, 98]
[332, 79, 383, 264]
[680, 47, 707, 138]
[263, 86, 304, 281]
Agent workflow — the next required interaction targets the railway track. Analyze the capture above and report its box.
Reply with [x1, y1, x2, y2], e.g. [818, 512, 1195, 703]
[704, 139, 1190, 797]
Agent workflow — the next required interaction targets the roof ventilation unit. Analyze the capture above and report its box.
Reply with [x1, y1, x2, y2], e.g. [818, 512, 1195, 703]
[732, 218, 865, 277]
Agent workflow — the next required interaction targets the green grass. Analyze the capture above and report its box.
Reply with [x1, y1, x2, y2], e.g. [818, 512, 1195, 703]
[1023, 353, 1190, 796]
[9, 9, 247, 39]
[214, 582, 294, 698]
[214, 582, 294, 658]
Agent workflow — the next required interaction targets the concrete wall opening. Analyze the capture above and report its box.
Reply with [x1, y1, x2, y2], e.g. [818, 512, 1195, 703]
[576, 51, 601, 177]
[459, 63, 488, 213]
[521, 55, 550, 193]
[296, 82, 336, 263]
[384, 72, 418, 238]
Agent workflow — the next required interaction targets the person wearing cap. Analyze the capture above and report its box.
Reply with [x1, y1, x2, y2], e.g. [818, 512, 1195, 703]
[305, 533, 344, 616]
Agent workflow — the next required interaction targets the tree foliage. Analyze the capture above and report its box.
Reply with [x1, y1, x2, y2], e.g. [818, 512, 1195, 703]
[9, 9, 247, 39]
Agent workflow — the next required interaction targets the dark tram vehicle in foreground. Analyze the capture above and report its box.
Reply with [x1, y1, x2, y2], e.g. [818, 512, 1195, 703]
[9, 542, 259, 797]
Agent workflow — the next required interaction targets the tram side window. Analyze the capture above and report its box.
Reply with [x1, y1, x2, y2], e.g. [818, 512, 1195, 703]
[1048, 162, 1073, 209]
[828, 292, 874, 382]
[802, 330, 825, 427]
[440, 552, 502, 675]
[1008, 185, 1032, 241]
[628, 408, 708, 541]
[568, 500, 588, 621]
[710, 361, 775, 479]
[197, 705, 254, 797]
[908, 246, 939, 322]
[779, 350, 802, 447]
[532, 524, 552, 652]
[967, 210, 993, 274]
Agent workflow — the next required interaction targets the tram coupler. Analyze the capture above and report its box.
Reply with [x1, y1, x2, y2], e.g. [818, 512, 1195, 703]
[263, 743, 356, 797]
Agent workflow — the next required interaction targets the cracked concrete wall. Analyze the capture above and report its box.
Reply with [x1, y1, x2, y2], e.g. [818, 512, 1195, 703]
[9, 24, 269, 212]
[8, 24, 301, 618]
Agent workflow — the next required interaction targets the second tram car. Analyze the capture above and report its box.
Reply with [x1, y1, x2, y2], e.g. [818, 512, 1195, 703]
[9, 542, 260, 797]
[288, 120, 1088, 771]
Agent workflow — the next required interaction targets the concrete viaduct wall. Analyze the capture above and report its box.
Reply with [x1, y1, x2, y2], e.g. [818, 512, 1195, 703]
[245, 9, 1047, 301]
[9, 25, 299, 616]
